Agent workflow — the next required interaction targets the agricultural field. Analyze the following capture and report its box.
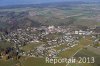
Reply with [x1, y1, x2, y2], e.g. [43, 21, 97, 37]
[71, 48, 100, 66]
[21, 42, 42, 52]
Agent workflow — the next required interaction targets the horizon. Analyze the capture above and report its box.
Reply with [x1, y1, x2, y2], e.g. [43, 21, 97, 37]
[0, 0, 98, 6]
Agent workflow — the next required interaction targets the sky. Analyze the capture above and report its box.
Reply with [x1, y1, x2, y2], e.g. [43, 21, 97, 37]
[0, 0, 98, 6]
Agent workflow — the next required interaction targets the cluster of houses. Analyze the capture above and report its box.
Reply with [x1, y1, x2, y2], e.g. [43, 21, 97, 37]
[18, 31, 80, 58]
[0, 25, 99, 59]
[74, 30, 93, 35]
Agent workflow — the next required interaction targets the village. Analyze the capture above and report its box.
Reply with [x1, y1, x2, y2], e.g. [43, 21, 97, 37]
[0, 25, 100, 60]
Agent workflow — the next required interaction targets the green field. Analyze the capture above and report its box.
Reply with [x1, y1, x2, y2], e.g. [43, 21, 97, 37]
[70, 48, 100, 66]
[58, 37, 93, 58]
[0, 60, 18, 66]
[21, 42, 42, 52]
[0, 41, 13, 49]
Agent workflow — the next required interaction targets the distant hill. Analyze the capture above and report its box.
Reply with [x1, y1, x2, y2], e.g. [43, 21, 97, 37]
[0, 1, 99, 31]
[0, 1, 93, 9]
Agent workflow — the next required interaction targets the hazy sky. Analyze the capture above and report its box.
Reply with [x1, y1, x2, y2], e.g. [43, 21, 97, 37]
[0, 0, 79, 6]
[0, 0, 97, 6]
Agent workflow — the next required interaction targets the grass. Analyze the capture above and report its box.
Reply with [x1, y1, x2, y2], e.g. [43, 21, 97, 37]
[58, 44, 81, 58]
[0, 60, 18, 66]
[87, 46, 100, 55]
[71, 48, 100, 66]
[68, 63, 92, 66]
[0, 41, 13, 49]
[58, 36, 93, 58]
[21, 42, 41, 51]
[19, 57, 66, 66]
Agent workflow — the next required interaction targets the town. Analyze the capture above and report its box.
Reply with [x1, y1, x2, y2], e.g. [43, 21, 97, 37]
[0, 25, 100, 60]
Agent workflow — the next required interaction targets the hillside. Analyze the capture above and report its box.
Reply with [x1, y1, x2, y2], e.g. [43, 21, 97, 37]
[0, 1, 100, 31]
